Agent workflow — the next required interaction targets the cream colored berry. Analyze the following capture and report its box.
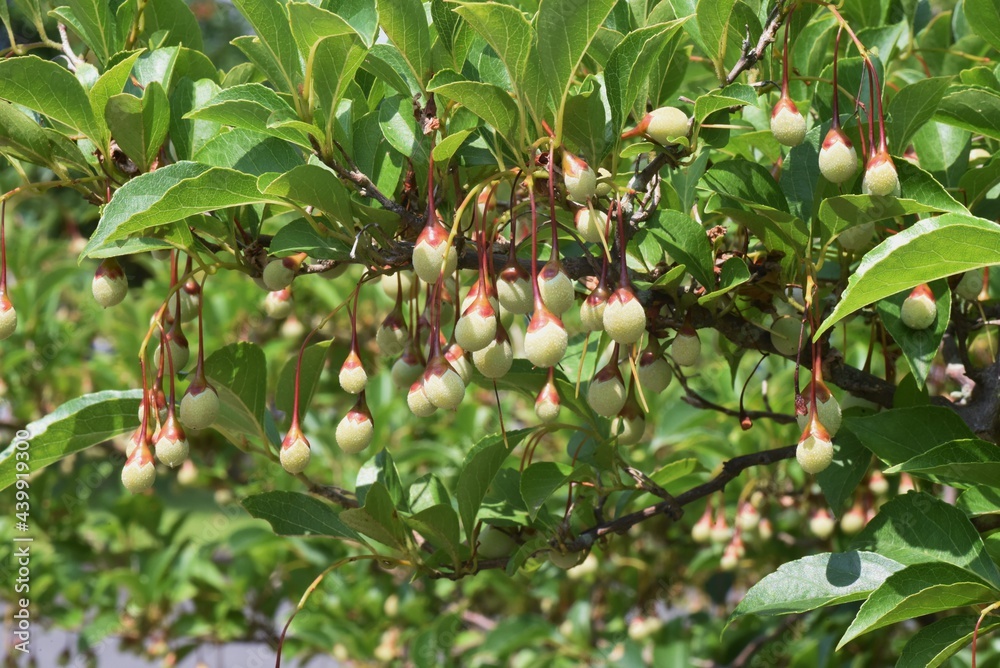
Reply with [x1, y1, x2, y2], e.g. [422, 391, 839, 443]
[838, 222, 874, 252]
[957, 270, 984, 302]
[280, 435, 311, 474]
[155, 434, 189, 468]
[770, 315, 801, 357]
[796, 433, 834, 474]
[562, 153, 597, 202]
[548, 550, 584, 569]
[262, 260, 295, 291]
[524, 319, 568, 367]
[671, 331, 701, 367]
[900, 291, 936, 330]
[264, 289, 293, 319]
[179, 385, 220, 430]
[809, 509, 836, 539]
[0, 301, 15, 340]
[380, 272, 412, 299]
[92, 260, 128, 308]
[862, 157, 901, 197]
[770, 102, 806, 147]
[407, 381, 437, 417]
[153, 337, 191, 373]
[575, 208, 605, 243]
[473, 336, 513, 379]
[645, 107, 690, 144]
[587, 375, 626, 417]
[121, 456, 156, 493]
[579, 295, 606, 332]
[797, 394, 843, 437]
[637, 355, 672, 394]
[691, 518, 711, 543]
[412, 229, 457, 284]
[336, 413, 374, 454]
[538, 267, 575, 315]
[497, 273, 533, 314]
[423, 363, 466, 410]
[377, 322, 408, 357]
[603, 291, 646, 344]
[612, 413, 645, 445]
[819, 133, 859, 183]
[840, 507, 866, 535]
[391, 353, 424, 389]
[455, 309, 497, 353]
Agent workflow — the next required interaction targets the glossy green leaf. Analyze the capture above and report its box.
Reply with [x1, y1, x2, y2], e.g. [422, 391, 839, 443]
[935, 85, 1000, 140]
[703, 158, 789, 212]
[876, 279, 950, 389]
[0, 103, 80, 171]
[520, 461, 587, 521]
[231, 0, 301, 94]
[897, 615, 1000, 668]
[379, 95, 429, 163]
[0, 390, 141, 491]
[965, 0, 1000, 52]
[428, 73, 519, 146]
[887, 76, 953, 153]
[456, 429, 534, 542]
[260, 164, 352, 223]
[242, 491, 361, 541]
[375, 0, 431, 88]
[340, 481, 407, 549]
[698, 256, 750, 304]
[267, 218, 352, 260]
[89, 50, 144, 148]
[886, 438, 1000, 488]
[105, 81, 171, 173]
[815, 213, 1000, 338]
[957, 486, 1000, 519]
[286, 1, 356, 57]
[847, 408, 975, 466]
[185, 83, 309, 147]
[850, 492, 1000, 587]
[84, 161, 276, 255]
[356, 449, 404, 508]
[51, 0, 118, 65]
[729, 552, 904, 626]
[537, 0, 615, 139]
[693, 82, 756, 122]
[406, 504, 462, 567]
[839, 562, 997, 648]
[650, 210, 714, 289]
[141, 0, 203, 50]
[0, 55, 101, 141]
[309, 33, 368, 146]
[430, 129, 473, 163]
[204, 342, 268, 443]
[817, 427, 871, 515]
[168, 78, 221, 161]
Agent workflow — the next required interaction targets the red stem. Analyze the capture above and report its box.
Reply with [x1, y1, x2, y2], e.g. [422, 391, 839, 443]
[547, 147, 559, 256]
[831, 28, 843, 129]
[616, 200, 628, 289]
[780, 5, 794, 97]
[0, 201, 7, 292]
[528, 177, 542, 308]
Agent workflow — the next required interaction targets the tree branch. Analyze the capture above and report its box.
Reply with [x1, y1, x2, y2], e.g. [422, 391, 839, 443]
[724, 0, 790, 86]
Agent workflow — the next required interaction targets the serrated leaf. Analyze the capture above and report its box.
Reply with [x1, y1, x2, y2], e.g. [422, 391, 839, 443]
[428, 73, 519, 147]
[339, 481, 407, 549]
[51, 0, 118, 65]
[693, 82, 756, 121]
[194, 128, 304, 176]
[204, 342, 268, 444]
[141, 0, 203, 50]
[815, 213, 1000, 338]
[850, 492, 1000, 588]
[935, 85, 1000, 140]
[405, 504, 462, 567]
[957, 486, 1000, 519]
[839, 562, 997, 648]
[242, 491, 361, 540]
[309, 33, 368, 146]
[231, 0, 301, 94]
[729, 552, 903, 626]
[649, 210, 714, 289]
[0, 390, 142, 491]
[286, 1, 357, 57]
[260, 164, 353, 224]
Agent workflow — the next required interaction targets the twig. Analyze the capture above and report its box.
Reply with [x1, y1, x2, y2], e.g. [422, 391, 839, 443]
[724, 0, 789, 86]
[308, 484, 359, 509]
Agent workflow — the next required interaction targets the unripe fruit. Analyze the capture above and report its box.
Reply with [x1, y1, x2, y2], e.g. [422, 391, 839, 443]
[153, 330, 190, 372]
[407, 380, 437, 417]
[628, 616, 664, 642]
[380, 272, 413, 299]
[574, 207, 605, 244]
[279, 429, 311, 474]
[818, 128, 859, 183]
[0, 294, 17, 340]
[671, 328, 701, 367]
[623, 106, 690, 145]
[869, 470, 889, 496]
[758, 517, 774, 540]
[497, 264, 533, 315]
[391, 346, 424, 389]
[710, 515, 732, 544]
[473, 327, 513, 378]
[587, 364, 626, 417]
[797, 386, 842, 437]
[595, 167, 613, 198]
[736, 505, 761, 532]
[154, 416, 188, 468]
[477, 525, 517, 559]
[535, 378, 561, 422]
[899, 472, 916, 494]
[862, 152, 901, 197]
[840, 504, 866, 535]
[263, 288, 294, 319]
[562, 151, 597, 202]
[720, 543, 740, 571]
[377, 311, 409, 357]
[121, 447, 156, 493]
[445, 343, 473, 384]
[548, 549, 584, 569]
[537, 261, 574, 315]
[691, 513, 712, 543]
[796, 426, 834, 474]
[412, 217, 457, 284]
[422, 356, 466, 410]
[179, 383, 219, 430]
[179, 280, 201, 323]
[838, 222, 874, 252]
[957, 270, 985, 302]
[524, 311, 568, 368]
[603, 287, 646, 344]
[455, 298, 498, 353]
[809, 508, 836, 539]
[769, 315, 801, 357]
[336, 397, 374, 454]
[92, 258, 128, 308]
[580, 286, 609, 332]
[339, 350, 367, 394]
[262, 254, 304, 291]
[900, 284, 937, 330]
[637, 345, 672, 394]
[770, 97, 806, 147]
[612, 410, 645, 445]
[177, 459, 197, 486]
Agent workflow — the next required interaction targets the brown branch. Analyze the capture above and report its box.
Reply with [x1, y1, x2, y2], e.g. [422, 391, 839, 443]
[308, 484, 359, 509]
[724, 0, 790, 86]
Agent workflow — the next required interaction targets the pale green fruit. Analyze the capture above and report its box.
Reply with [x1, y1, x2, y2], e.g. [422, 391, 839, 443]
[548, 550, 584, 569]
[957, 270, 984, 302]
[473, 336, 513, 378]
[900, 289, 936, 330]
[574, 207, 605, 243]
[179, 385, 220, 430]
[796, 433, 834, 474]
[407, 381, 437, 417]
[537, 265, 575, 315]
[336, 411, 374, 454]
[770, 99, 806, 147]
[603, 289, 646, 344]
[769, 315, 801, 357]
[262, 260, 295, 291]
[455, 307, 497, 353]
[0, 299, 18, 340]
[562, 152, 597, 202]
[154, 433, 189, 468]
[92, 259, 128, 308]
[809, 510, 836, 539]
[818, 129, 859, 184]
[595, 168, 613, 197]
[477, 525, 517, 559]
[524, 317, 568, 367]
[121, 456, 156, 493]
[412, 223, 457, 284]
[691, 518, 711, 543]
[497, 271, 533, 315]
[423, 359, 466, 410]
[838, 222, 874, 252]
[587, 374, 626, 417]
[579, 293, 607, 332]
[797, 393, 843, 437]
[612, 413, 645, 445]
[391, 352, 424, 389]
[840, 507, 866, 535]
[380, 272, 413, 299]
[263, 289, 293, 319]
[339, 351, 367, 394]
[153, 336, 191, 372]
[280, 434, 311, 474]
[671, 330, 701, 367]
[636, 355, 672, 394]
[862, 155, 901, 196]
[645, 107, 690, 144]
[376, 320, 408, 357]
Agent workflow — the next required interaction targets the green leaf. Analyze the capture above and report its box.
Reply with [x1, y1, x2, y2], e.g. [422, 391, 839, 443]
[703, 158, 789, 212]
[839, 562, 998, 648]
[729, 552, 904, 626]
[168, 78, 221, 161]
[105, 81, 170, 173]
[275, 340, 332, 419]
[847, 408, 975, 467]
[693, 82, 756, 122]
[536, 0, 616, 140]
[650, 210, 714, 289]
[194, 128, 304, 176]
[817, 427, 871, 515]
[260, 164, 353, 224]
[375, 0, 431, 89]
[242, 491, 361, 541]
[408, 473, 451, 514]
[185, 83, 310, 148]
[897, 615, 1000, 668]
[286, 1, 357, 57]
[886, 439, 1000, 488]
[0, 102, 83, 172]
[0, 390, 141, 491]
[405, 504, 462, 567]
[309, 33, 368, 146]
[339, 481, 407, 549]
[605, 20, 687, 134]
[89, 50, 144, 149]
[698, 256, 750, 304]
[267, 218, 352, 260]
[204, 342, 268, 444]
[50, 0, 118, 65]
[815, 213, 1000, 338]
[965, 0, 1000, 52]
[520, 461, 587, 521]
[379, 95, 429, 163]
[957, 486, 1000, 519]
[231, 0, 302, 94]
[456, 429, 534, 543]
[430, 129, 473, 163]
[876, 279, 950, 389]
[141, 0, 203, 50]
[0, 55, 101, 141]
[695, 0, 744, 69]
[818, 197, 951, 246]
[935, 85, 1000, 140]
[428, 73, 519, 148]
[887, 76, 954, 153]
[356, 449, 404, 508]
[561, 81, 608, 163]
[850, 492, 1000, 587]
